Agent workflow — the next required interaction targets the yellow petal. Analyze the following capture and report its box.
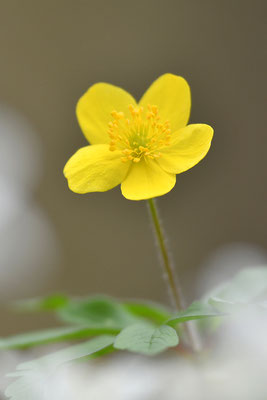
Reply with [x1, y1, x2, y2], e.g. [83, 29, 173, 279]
[76, 83, 137, 145]
[121, 159, 176, 201]
[64, 144, 130, 194]
[158, 124, 214, 174]
[139, 73, 191, 131]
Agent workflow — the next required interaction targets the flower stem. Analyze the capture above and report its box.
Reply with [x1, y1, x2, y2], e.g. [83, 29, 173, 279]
[147, 198, 198, 351]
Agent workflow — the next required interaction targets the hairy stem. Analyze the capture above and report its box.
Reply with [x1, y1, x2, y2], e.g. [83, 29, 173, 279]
[147, 198, 199, 351]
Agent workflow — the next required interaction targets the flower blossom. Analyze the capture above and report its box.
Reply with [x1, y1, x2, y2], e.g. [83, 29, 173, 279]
[64, 74, 213, 200]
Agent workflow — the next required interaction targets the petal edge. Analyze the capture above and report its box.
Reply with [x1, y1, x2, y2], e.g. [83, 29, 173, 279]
[121, 159, 176, 201]
[76, 83, 137, 145]
[139, 73, 191, 131]
[158, 124, 214, 174]
[64, 144, 130, 194]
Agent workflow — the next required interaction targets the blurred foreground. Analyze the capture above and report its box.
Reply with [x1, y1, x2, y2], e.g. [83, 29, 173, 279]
[1, 246, 267, 400]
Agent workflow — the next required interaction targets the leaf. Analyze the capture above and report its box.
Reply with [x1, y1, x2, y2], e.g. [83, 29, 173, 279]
[166, 301, 224, 326]
[5, 336, 115, 400]
[123, 301, 172, 324]
[57, 296, 138, 329]
[0, 325, 118, 350]
[18, 335, 115, 371]
[11, 295, 172, 327]
[207, 267, 267, 312]
[114, 323, 179, 355]
[14, 294, 69, 312]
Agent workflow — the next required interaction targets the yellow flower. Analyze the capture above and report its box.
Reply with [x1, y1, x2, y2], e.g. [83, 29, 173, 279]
[64, 73, 213, 200]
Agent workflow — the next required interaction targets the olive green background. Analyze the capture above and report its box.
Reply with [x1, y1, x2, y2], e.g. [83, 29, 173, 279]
[0, 0, 266, 334]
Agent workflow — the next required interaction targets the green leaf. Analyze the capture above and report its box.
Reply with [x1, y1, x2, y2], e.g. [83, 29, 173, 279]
[207, 267, 267, 312]
[0, 325, 117, 350]
[14, 294, 69, 312]
[11, 294, 172, 327]
[166, 301, 224, 326]
[17, 335, 115, 371]
[114, 323, 179, 355]
[5, 336, 115, 400]
[57, 296, 138, 329]
[124, 301, 172, 324]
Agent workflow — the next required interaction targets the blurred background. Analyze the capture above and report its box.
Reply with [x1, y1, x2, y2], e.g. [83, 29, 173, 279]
[0, 0, 266, 335]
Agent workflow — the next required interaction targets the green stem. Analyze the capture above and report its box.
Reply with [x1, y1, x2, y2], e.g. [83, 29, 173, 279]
[147, 198, 198, 351]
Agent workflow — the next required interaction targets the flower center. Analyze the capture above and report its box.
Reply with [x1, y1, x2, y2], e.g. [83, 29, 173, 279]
[108, 104, 171, 163]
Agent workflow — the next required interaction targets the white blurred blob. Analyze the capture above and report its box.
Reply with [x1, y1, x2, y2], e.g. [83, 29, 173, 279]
[196, 242, 267, 298]
[0, 105, 60, 299]
[0, 106, 41, 190]
[0, 351, 33, 396]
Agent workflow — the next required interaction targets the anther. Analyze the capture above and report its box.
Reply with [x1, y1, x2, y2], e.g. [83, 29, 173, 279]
[116, 112, 124, 119]
[122, 149, 132, 155]
[139, 146, 149, 152]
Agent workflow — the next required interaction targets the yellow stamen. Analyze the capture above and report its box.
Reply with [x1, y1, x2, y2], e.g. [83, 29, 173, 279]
[107, 104, 171, 163]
